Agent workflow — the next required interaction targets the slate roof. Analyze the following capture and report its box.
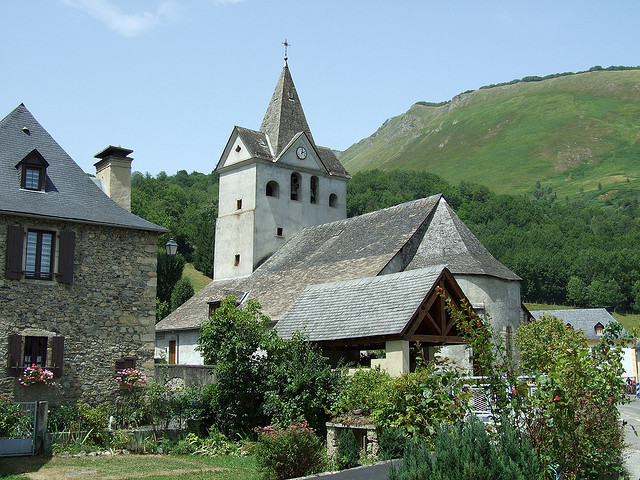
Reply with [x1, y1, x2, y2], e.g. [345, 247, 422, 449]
[157, 194, 520, 332]
[530, 308, 623, 341]
[260, 64, 315, 156]
[0, 104, 166, 232]
[276, 266, 447, 342]
[407, 199, 521, 280]
[216, 65, 349, 179]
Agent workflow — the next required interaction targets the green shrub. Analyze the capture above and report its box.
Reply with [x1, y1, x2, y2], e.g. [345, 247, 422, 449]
[336, 428, 359, 470]
[387, 437, 433, 480]
[77, 402, 111, 446]
[47, 404, 82, 432]
[376, 360, 471, 442]
[254, 420, 324, 480]
[378, 426, 409, 460]
[331, 366, 394, 417]
[0, 398, 22, 437]
[389, 417, 543, 480]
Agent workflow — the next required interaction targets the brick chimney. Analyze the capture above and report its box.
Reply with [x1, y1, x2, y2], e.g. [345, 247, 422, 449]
[94, 145, 133, 211]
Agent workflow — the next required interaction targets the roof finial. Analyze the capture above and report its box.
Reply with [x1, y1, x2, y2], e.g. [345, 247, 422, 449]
[282, 38, 290, 65]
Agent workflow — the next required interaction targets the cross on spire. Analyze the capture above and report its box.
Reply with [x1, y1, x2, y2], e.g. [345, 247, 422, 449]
[283, 39, 290, 64]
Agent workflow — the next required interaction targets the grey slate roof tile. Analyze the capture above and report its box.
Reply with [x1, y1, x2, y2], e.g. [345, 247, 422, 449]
[407, 198, 521, 280]
[276, 266, 446, 342]
[0, 104, 166, 232]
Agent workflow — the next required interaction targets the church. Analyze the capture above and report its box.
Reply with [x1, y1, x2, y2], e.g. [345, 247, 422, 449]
[156, 58, 526, 375]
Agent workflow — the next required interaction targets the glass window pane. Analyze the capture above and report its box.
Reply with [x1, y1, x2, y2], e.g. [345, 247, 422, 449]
[24, 168, 41, 189]
[25, 231, 37, 275]
[40, 233, 53, 274]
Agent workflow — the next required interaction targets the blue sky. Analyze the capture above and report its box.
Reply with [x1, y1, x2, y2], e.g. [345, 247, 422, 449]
[3, 1, 640, 176]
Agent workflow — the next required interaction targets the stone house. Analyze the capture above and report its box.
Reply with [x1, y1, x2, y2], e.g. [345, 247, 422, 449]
[156, 61, 526, 374]
[1, 104, 166, 405]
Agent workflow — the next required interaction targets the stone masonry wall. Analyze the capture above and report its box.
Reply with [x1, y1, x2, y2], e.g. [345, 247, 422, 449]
[0, 215, 159, 405]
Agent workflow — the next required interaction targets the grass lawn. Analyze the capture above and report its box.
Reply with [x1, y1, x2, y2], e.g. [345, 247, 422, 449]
[0, 454, 260, 480]
[182, 263, 212, 294]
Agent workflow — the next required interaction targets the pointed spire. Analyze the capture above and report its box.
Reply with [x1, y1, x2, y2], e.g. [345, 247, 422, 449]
[260, 64, 315, 157]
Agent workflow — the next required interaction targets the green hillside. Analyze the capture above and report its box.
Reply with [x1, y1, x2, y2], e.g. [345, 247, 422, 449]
[340, 69, 640, 202]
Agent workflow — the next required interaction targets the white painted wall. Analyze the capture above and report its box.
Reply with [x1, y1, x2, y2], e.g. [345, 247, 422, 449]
[155, 330, 204, 366]
[438, 275, 523, 371]
[214, 138, 347, 280]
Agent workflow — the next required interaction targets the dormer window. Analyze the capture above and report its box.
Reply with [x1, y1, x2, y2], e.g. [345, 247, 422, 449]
[595, 322, 604, 336]
[16, 149, 48, 191]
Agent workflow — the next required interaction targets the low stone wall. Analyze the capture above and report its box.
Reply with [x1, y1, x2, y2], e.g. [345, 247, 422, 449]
[326, 416, 379, 458]
[154, 364, 216, 389]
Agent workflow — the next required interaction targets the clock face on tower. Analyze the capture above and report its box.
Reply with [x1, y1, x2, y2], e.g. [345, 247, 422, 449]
[296, 146, 307, 160]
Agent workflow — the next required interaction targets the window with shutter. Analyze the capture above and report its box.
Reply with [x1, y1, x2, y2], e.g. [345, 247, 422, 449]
[6, 334, 65, 376]
[25, 230, 55, 280]
[51, 336, 64, 377]
[5, 225, 24, 280]
[8, 334, 22, 374]
[58, 230, 75, 284]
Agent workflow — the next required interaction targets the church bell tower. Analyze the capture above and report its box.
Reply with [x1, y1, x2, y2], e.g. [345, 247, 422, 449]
[213, 56, 350, 280]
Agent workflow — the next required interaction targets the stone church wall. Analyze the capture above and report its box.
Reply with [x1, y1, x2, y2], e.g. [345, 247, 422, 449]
[0, 215, 159, 405]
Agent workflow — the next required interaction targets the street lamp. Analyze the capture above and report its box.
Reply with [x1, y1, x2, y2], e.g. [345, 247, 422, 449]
[165, 238, 178, 257]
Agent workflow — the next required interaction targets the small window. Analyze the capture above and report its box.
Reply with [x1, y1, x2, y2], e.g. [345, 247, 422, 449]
[276, 227, 283, 237]
[236, 199, 243, 210]
[310, 176, 318, 204]
[8, 334, 64, 377]
[115, 356, 137, 373]
[266, 181, 279, 198]
[23, 336, 48, 367]
[16, 149, 48, 191]
[234, 254, 241, 266]
[329, 193, 338, 208]
[25, 230, 55, 280]
[208, 301, 222, 317]
[290, 173, 301, 201]
[595, 322, 604, 336]
[24, 167, 42, 190]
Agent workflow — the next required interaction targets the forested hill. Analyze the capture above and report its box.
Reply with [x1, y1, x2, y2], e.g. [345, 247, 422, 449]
[340, 67, 640, 205]
[131, 169, 640, 315]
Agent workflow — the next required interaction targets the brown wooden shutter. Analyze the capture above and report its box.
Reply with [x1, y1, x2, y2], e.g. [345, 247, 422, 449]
[5, 225, 24, 280]
[58, 230, 75, 284]
[51, 336, 65, 377]
[8, 334, 22, 375]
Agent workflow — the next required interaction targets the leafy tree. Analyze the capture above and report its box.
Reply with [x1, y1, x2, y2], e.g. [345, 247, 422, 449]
[565, 276, 586, 306]
[156, 252, 185, 303]
[632, 280, 640, 312]
[515, 314, 588, 374]
[171, 277, 194, 311]
[197, 297, 338, 434]
[197, 297, 271, 432]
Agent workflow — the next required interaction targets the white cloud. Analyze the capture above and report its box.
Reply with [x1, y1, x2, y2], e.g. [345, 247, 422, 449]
[60, 0, 181, 37]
